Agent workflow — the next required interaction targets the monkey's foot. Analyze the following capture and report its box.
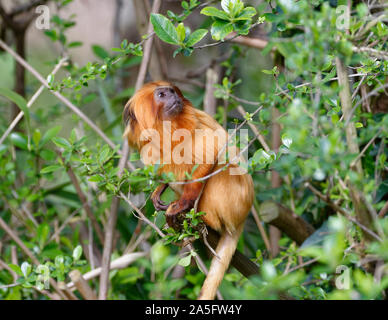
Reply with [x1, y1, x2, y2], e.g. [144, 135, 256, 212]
[152, 197, 169, 211]
[165, 199, 194, 229]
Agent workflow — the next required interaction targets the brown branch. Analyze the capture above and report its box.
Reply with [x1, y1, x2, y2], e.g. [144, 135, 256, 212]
[203, 68, 219, 116]
[251, 204, 272, 255]
[270, 106, 282, 256]
[227, 35, 268, 50]
[59, 152, 105, 245]
[351, 128, 382, 169]
[259, 201, 315, 245]
[336, 57, 373, 238]
[237, 105, 270, 152]
[0, 0, 45, 121]
[285, 258, 319, 274]
[194, 22, 261, 50]
[9, 0, 48, 17]
[98, 0, 162, 300]
[69, 270, 97, 300]
[378, 201, 388, 218]
[67, 252, 147, 290]
[206, 228, 260, 278]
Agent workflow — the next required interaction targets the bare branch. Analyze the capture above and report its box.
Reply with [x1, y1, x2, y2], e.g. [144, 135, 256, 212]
[0, 57, 68, 145]
[69, 270, 97, 300]
[0, 39, 120, 155]
[67, 252, 147, 290]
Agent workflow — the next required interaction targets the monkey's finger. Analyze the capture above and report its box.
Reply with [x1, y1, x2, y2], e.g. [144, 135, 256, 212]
[154, 201, 169, 211]
[151, 197, 169, 211]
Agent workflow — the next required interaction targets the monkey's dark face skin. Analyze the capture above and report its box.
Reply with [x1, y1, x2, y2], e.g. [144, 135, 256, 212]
[154, 86, 183, 118]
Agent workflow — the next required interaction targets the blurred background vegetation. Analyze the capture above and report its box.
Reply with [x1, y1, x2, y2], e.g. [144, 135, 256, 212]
[0, 0, 387, 300]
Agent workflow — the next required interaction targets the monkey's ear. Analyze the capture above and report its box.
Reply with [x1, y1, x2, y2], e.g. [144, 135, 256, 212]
[123, 104, 136, 126]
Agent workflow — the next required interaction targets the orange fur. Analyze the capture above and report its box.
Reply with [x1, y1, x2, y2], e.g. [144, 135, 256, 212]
[123, 81, 254, 300]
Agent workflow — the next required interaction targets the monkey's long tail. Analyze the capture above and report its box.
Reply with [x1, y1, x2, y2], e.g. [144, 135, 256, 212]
[198, 224, 244, 300]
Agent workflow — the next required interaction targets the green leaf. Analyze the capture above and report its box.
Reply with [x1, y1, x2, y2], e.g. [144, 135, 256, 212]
[200, 7, 230, 20]
[176, 23, 186, 43]
[32, 130, 41, 147]
[234, 6, 256, 21]
[0, 88, 29, 122]
[40, 126, 62, 147]
[21, 262, 32, 277]
[10, 132, 28, 150]
[178, 254, 192, 267]
[92, 45, 109, 60]
[150, 14, 179, 45]
[281, 134, 292, 148]
[52, 137, 72, 149]
[40, 165, 62, 174]
[186, 29, 208, 47]
[0, 88, 31, 144]
[130, 152, 141, 162]
[8, 264, 23, 276]
[221, 0, 236, 14]
[37, 223, 50, 249]
[210, 20, 233, 41]
[98, 145, 110, 163]
[72, 245, 82, 261]
[88, 175, 104, 182]
[68, 41, 83, 48]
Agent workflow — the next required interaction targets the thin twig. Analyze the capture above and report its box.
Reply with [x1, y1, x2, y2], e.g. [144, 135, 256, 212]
[0, 217, 70, 299]
[350, 128, 382, 169]
[378, 201, 388, 218]
[119, 192, 165, 238]
[0, 39, 122, 157]
[251, 204, 272, 255]
[58, 152, 105, 245]
[237, 105, 270, 152]
[0, 57, 68, 145]
[286, 258, 319, 274]
[67, 252, 147, 290]
[345, 83, 388, 127]
[305, 182, 381, 242]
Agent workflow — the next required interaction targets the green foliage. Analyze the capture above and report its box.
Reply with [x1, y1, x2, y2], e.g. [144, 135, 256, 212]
[0, 0, 387, 301]
[201, 0, 258, 40]
[151, 13, 208, 56]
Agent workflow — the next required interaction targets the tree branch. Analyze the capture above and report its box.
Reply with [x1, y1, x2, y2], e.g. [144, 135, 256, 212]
[259, 201, 315, 245]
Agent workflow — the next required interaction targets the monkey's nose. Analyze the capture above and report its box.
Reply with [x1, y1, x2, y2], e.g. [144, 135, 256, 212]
[157, 87, 175, 98]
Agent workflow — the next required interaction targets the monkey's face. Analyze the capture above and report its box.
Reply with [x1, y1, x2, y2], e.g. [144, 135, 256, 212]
[123, 81, 189, 149]
[154, 86, 183, 118]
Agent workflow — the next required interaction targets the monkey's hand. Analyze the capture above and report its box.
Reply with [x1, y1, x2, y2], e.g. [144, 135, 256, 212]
[151, 184, 169, 211]
[165, 198, 194, 229]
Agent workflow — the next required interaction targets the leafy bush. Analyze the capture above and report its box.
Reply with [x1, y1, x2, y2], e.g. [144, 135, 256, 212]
[0, 0, 387, 300]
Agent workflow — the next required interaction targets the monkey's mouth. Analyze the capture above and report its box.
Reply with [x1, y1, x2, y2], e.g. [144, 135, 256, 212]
[164, 100, 183, 116]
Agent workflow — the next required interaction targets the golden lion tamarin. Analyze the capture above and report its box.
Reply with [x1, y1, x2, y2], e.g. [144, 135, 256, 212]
[123, 81, 254, 300]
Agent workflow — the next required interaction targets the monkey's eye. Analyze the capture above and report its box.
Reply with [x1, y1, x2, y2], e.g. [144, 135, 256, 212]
[158, 92, 165, 98]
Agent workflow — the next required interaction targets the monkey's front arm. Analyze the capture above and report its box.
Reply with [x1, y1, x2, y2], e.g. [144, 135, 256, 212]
[151, 165, 213, 229]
